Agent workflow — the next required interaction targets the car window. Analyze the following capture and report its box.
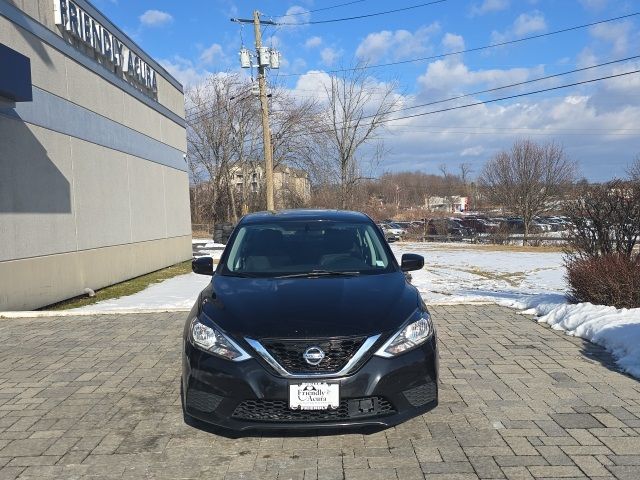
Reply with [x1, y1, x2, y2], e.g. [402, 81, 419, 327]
[222, 221, 393, 277]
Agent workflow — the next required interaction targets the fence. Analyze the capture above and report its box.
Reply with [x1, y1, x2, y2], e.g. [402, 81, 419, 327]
[399, 233, 567, 246]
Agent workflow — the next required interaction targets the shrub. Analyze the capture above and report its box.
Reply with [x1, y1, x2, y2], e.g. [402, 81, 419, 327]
[565, 254, 640, 309]
[564, 178, 640, 308]
[486, 223, 512, 245]
[565, 180, 640, 258]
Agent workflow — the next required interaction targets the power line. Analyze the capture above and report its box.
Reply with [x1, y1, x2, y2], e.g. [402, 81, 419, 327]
[190, 69, 640, 148]
[185, 55, 640, 126]
[284, 68, 640, 140]
[276, 0, 448, 25]
[185, 91, 254, 123]
[384, 127, 640, 137]
[364, 54, 640, 119]
[277, 12, 640, 76]
[273, 0, 366, 18]
[392, 125, 640, 133]
[374, 69, 640, 125]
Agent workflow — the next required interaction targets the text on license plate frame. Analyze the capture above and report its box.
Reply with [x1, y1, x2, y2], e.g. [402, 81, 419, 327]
[289, 382, 340, 410]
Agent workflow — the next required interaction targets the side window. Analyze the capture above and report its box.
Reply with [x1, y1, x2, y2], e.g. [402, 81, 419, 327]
[362, 230, 378, 267]
[364, 226, 388, 268]
[226, 228, 247, 271]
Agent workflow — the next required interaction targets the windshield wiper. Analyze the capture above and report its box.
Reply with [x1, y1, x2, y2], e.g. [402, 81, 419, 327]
[226, 272, 261, 278]
[274, 270, 361, 279]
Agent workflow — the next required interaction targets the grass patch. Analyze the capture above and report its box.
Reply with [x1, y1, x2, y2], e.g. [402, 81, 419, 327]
[405, 242, 564, 253]
[43, 261, 193, 311]
[457, 267, 526, 286]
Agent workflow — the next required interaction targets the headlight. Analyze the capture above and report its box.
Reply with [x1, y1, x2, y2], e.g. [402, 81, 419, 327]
[190, 312, 251, 361]
[375, 312, 433, 357]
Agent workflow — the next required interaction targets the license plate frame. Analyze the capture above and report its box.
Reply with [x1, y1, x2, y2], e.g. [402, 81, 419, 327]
[289, 382, 340, 410]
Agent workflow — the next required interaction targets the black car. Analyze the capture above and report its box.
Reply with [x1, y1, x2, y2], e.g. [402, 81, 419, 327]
[182, 209, 438, 432]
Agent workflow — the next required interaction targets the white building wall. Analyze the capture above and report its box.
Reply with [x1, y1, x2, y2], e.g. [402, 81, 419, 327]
[0, 0, 191, 310]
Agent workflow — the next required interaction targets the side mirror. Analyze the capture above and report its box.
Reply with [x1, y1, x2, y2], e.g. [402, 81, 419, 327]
[192, 257, 214, 276]
[401, 253, 424, 272]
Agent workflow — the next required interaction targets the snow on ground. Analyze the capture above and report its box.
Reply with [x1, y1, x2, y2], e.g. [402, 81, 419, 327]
[192, 238, 225, 260]
[392, 242, 640, 379]
[70, 240, 640, 379]
[391, 242, 565, 305]
[536, 303, 640, 378]
[73, 273, 211, 312]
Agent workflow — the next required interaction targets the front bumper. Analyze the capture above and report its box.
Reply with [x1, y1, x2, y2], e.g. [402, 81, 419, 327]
[182, 335, 438, 431]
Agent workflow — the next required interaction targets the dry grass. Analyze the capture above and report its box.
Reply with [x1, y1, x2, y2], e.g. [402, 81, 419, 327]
[192, 230, 211, 239]
[43, 261, 193, 311]
[407, 242, 565, 253]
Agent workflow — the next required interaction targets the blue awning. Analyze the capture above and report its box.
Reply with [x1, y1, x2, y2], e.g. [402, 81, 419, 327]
[0, 43, 32, 102]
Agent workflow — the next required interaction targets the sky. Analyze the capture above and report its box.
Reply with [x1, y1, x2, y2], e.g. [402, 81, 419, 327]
[92, 0, 640, 181]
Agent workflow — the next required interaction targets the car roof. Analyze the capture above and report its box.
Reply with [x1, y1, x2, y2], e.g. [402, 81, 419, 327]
[238, 209, 372, 225]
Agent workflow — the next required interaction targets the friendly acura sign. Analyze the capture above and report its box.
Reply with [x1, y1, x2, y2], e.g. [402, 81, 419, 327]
[53, 0, 158, 96]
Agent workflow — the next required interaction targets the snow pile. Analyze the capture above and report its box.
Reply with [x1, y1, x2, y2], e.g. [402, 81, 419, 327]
[73, 273, 210, 312]
[537, 303, 640, 378]
[192, 239, 226, 260]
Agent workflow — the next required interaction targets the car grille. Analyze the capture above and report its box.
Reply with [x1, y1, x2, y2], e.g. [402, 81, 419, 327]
[186, 389, 223, 413]
[260, 336, 367, 374]
[232, 397, 395, 422]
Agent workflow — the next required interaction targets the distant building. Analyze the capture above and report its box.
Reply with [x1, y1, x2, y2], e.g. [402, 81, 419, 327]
[232, 164, 311, 209]
[426, 196, 469, 213]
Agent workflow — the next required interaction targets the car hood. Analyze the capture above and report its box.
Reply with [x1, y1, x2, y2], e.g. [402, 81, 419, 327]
[200, 272, 420, 339]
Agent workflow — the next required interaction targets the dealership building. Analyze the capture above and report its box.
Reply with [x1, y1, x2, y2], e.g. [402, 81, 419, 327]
[0, 0, 191, 310]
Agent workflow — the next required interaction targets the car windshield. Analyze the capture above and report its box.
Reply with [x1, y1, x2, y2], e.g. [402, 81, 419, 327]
[222, 221, 393, 277]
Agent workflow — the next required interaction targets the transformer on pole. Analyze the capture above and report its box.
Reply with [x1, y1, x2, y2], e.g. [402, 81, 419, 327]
[231, 13, 281, 211]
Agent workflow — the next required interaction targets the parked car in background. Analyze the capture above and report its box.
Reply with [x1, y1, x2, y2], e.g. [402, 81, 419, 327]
[426, 219, 472, 239]
[380, 222, 406, 241]
[459, 217, 499, 234]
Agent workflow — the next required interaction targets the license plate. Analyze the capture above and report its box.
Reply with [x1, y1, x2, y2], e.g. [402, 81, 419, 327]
[289, 382, 339, 410]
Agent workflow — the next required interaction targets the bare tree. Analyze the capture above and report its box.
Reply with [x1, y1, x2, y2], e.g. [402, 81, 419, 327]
[269, 87, 329, 186]
[480, 139, 576, 244]
[187, 73, 260, 223]
[628, 154, 640, 181]
[322, 66, 399, 209]
[565, 180, 640, 259]
[459, 163, 473, 186]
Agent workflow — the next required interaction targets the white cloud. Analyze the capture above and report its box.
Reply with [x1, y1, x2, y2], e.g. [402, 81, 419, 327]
[442, 33, 465, 53]
[355, 23, 440, 62]
[491, 11, 546, 43]
[470, 0, 510, 16]
[199, 43, 224, 65]
[578, 0, 609, 11]
[416, 56, 542, 99]
[590, 21, 633, 56]
[381, 55, 640, 180]
[139, 9, 173, 27]
[160, 56, 211, 88]
[461, 146, 485, 156]
[282, 57, 640, 180]
[320, 47, 342, 67]
[512, 12, 547, 36]
[278, 5, 310, 26]
[304, 36, 323, 49]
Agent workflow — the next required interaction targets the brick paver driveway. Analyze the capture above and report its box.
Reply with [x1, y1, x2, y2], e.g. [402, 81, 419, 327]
[1, 305, 639, 479]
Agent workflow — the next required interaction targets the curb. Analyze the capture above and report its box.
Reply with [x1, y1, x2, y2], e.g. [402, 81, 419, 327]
[0, 307, 191, 318]
[0, 302, 499, 318]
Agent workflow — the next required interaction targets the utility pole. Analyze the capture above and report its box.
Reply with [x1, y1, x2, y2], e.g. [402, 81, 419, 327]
[253, 11, 274, 211]
[231, 12, 280, 211]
